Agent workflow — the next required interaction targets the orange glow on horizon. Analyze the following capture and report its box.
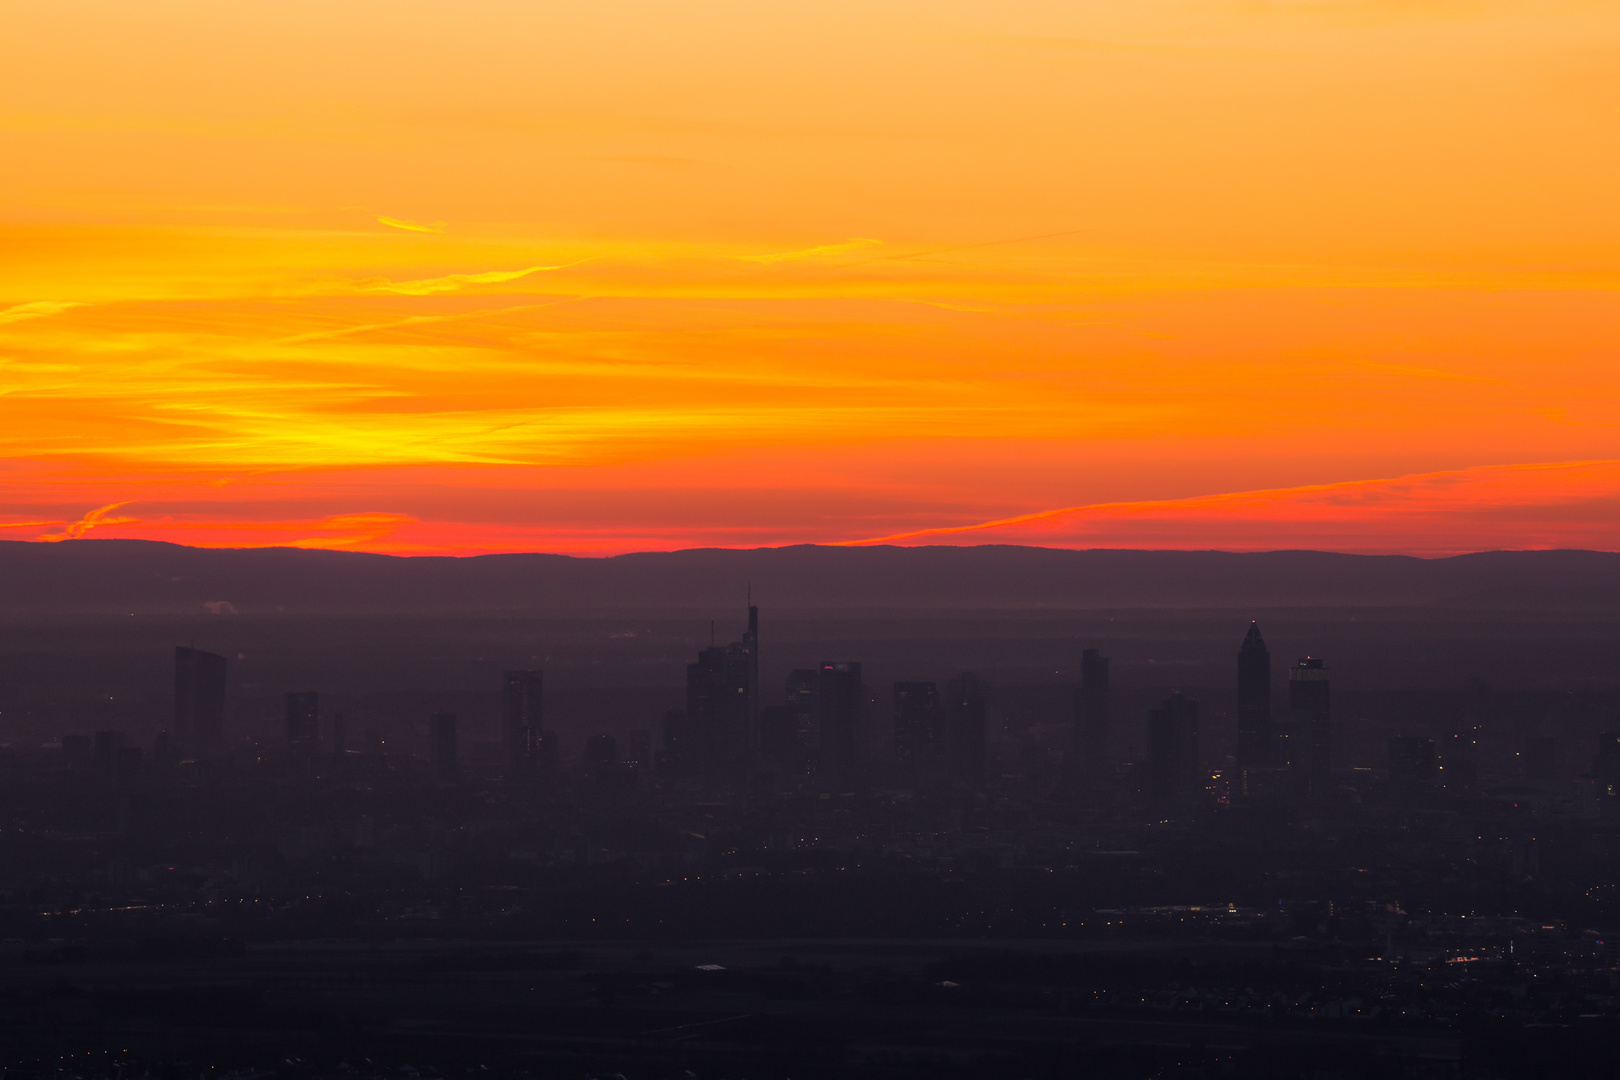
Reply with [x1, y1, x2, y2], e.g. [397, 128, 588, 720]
[3, 2, 1619, 557]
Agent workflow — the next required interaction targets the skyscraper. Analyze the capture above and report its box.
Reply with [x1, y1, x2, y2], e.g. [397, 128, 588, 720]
[1287, 657, 1331, 784]
[501, 670, 544, 771]
[743, 600, 759, 758]
[784, 668, 819, 775]
[686, 643, 751, 780]
[1075, 648, 1110, 782]
[285, 692, 319, 751]
[1236, 622, 1271, 770]
[893, 681, 942, 774]
[817, 661, 864, 789]
[174, 646, 227, 750]
[683, 601, 760, 781]
[1147, 691, 1200, 805]
[626, 728, 651, 771]
[584, 732, 617, 774]
[947, 671, 986, 789]
[659, 708, 690, 778]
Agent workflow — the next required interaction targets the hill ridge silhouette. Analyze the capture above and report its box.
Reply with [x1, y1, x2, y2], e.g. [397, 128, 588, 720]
[2, 539, 1617, 615]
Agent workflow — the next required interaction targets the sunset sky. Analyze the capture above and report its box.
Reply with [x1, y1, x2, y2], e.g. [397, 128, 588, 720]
[2, 0, 1618, 555]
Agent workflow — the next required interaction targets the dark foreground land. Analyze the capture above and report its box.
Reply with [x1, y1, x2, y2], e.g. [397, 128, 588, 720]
[5, 936, 1613, 1080]
[3, 542, 1620, 1078]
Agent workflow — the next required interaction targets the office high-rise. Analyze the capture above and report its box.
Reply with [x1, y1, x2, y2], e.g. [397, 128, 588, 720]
[686, 643, 751, 780]
[1287, 657, 1331, 783]
[626, 729, 651, 770]
[1147, 691, 1200, 804]
[684, 601, 761, 781]
[743, 602, 759, 758]
[817, 661, 864, 789]
[174, 646, 227, 750]
[785, 668, 819, 774]
[893, 681, 942, 772]
[1236, 623, 1271, 769]
[501, 670, 544, 770]
[947, 671, 987, 789]
[1075, 648, 1110, 782]
[285, 692, 319, 751]
[659, 708, 690, 778]
[584, 732, 617, 774]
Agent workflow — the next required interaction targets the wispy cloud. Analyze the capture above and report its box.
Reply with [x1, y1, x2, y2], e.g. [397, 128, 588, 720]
[0, 301, 79, 325]
[286, 512, 414, 549]
[37, 500, 137, 541]
[371, 265, 567, 295]
[838, 460, 1620, 556]
[739, 238, 882, 265]
[377, 215, 446, 233]
[274, 302, 550, 345]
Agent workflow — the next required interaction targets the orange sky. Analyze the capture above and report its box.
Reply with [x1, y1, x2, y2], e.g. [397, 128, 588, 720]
[2, 1, 1618, 555]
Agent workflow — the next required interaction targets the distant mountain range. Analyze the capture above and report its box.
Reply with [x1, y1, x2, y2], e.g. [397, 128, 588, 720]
[3, 540, 1619, 615]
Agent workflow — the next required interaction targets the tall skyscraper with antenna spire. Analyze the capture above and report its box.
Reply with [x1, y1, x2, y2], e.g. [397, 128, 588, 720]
[684, 597, 761, 782]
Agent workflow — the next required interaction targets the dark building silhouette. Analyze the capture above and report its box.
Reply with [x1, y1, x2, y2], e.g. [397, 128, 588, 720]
[1285, 657, 1330, 784]
[759, 704, 794, 771]
[501, 670, 544, 771]
[894, 681, 942, 772]
[743, 601, 759, 757]
[1075, 648, 1110, 782]
[428, 711, 457, 775]
[285, 692, 319, 751]
[174, 646, 227, 750]
[687, 643, 751, 780]
[1236, 623, 1271, 771]
[818, 661, 864, 789]
[330, 712, 346, 757]
[584, 732, 616, 774]
[684, 603, 761, 781]
[659, 708, 690, 778]
[947, 671, 986, 788]
[784, 668, 819, 775]
[1389, 736, 1438, 785]
[1147, 691, 1200, 804]
[626, 728, 651, 770]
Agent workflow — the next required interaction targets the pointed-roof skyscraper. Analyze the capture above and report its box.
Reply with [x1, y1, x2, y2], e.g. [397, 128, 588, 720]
[1237, 622, 1272, 771]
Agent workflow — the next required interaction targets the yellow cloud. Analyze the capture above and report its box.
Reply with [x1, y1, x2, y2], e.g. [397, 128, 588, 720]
[738, 238, 882, 265]
[0, 301, 79, 325]
[374, 265, 565, 296]
[377, 216, 446, 233]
